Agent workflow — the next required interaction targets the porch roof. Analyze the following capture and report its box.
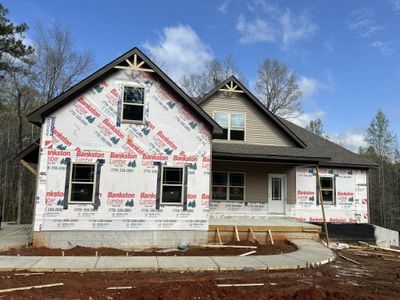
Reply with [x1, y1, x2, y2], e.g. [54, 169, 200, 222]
[213, 119, 378, 169]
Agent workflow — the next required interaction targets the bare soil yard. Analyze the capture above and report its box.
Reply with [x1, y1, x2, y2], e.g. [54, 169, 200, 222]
[0, 240, 295, 256]
[0, 247, 399, 299]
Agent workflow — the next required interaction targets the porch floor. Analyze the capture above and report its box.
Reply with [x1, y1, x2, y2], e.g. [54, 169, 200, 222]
[208, 217, 321, 243]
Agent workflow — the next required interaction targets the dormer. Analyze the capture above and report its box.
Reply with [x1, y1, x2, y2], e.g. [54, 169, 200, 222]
[197, 76, 305, 148]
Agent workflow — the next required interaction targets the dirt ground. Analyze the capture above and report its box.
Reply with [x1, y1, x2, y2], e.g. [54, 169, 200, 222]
[0, 247, 400, 299]
[0, 240, 296, 256]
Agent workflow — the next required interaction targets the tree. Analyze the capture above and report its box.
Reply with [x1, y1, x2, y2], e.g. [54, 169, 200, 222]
[362, 110, 397, 228]
[306, 119, 324, 136]
[32, 22, 95, 103]
[255, 58, 302, 118]
[0, 4, 33, 76]
[179, 55, 247, 98]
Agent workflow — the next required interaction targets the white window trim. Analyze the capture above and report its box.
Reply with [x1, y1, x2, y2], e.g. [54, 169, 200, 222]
[319, 175, 335, 204]
[68, 162, 97, 205]
[212, 171, 246, 201]
[121, 84, 146, 124]
[213, 111, 246, 142]
[160, 166, 185, 205]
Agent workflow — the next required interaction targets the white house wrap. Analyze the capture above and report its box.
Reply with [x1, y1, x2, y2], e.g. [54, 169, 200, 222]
[34, 69, 212, 232]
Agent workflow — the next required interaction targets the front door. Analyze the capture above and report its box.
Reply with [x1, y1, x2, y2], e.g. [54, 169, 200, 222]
[268, 174, 286, 214]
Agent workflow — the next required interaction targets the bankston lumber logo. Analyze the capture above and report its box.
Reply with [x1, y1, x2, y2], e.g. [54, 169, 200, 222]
[156, 131, 177, 150]
[76, 97, 101, 118]
[53, 128, 72, 147]
[76, 148, 105, 158]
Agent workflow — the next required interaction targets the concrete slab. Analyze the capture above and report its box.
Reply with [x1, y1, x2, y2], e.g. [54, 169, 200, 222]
[211, 256, 267, 271]
[157, 256, 218, 272]
[95, 256, 158, 272]
[0, 256, 41, 271]
[0, 224, 30, 250]
[30, 256, 99, 272]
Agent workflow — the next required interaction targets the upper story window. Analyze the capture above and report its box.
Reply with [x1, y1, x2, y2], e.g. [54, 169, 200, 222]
[213, 112, 245, 141]
[122, 86, 145, 122]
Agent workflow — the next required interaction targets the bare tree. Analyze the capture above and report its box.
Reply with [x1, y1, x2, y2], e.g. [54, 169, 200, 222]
[306, 119, 324, 136]
[360, 110, 399, 227]
[32, 22, 95, 103]
[255, 58, 302, 118]
[179, 55, 247, 98]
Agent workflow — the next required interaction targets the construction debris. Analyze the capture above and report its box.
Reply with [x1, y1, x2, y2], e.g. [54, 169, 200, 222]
[329, 242, 349, 250]
[338, 253, 360, 265]
[199, 244, 257, 249]
[239, 250, 256, 257]
[0, 283, 64, 294]
[106, 286, 133, 290]
[217, 283, 265, 287]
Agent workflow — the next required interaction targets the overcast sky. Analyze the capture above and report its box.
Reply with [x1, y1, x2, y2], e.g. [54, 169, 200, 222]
[5, 0, 400, 152]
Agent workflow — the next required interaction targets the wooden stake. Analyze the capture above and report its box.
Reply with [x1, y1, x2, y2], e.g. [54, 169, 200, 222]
[0, 283, 64, 294]
[316, 165, 330, 248]
[248, 228, 257, 242]
[234, 225, 240, 242]
[268, 230, 274, 245]
[216, 227, 222, 245]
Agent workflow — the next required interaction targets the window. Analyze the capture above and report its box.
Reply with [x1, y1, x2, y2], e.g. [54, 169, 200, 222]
[161, 167, 184, 204]
[69, 163, 96, 204]
[213, 112, 245, 141]
[212, 172, 245, 201]
[320, 176, 335, 204]
[122, 86, 145, 122]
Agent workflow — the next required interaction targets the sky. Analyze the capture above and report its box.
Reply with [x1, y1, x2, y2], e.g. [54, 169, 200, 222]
[4, 0, 400, 152]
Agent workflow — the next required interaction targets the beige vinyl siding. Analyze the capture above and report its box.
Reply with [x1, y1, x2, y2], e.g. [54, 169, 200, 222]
[201, 91, 296, 147]
[213, 160, 296, 204]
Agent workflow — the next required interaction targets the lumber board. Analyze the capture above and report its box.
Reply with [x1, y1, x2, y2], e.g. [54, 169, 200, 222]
[0, 283, 63, 294]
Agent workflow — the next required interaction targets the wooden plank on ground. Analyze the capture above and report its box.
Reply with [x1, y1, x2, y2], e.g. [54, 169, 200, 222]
[0, 283, 64, 294]
[200, 244, 257, 249]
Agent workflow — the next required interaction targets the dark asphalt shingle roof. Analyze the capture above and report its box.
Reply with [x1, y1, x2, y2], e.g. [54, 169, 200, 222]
[213, 119, 377, 168]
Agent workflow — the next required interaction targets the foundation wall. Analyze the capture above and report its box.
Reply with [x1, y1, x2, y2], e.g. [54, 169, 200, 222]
[33, 230, 209, 250]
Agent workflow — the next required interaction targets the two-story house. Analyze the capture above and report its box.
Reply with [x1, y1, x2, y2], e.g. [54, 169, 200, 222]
[18, 47, 376, 249]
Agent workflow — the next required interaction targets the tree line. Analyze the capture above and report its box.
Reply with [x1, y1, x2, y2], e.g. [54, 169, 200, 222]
[0, 3, 398, 232]
[0, 4, 94, 224]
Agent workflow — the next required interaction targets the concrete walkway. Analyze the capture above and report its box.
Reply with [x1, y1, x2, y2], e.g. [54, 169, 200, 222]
[0, 239, 335, 272]
[0, 224, 30, 251]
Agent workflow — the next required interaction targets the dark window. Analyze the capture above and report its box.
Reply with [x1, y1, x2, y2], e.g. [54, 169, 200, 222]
[212, 172, 245, 201]
[320, 176, 334, 204]
[69, 164, 96, 203]
[230, 130, 244, 140]
[161, 167, 183, 204]
[122, 86, 145, 122]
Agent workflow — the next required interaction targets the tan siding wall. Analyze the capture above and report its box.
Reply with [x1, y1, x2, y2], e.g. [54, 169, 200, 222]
[212, 161, 296, 204]
[201, 91, 296, 147]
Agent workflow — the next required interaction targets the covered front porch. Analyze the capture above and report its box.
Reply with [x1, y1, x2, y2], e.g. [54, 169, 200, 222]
[210, 159, 302, 218]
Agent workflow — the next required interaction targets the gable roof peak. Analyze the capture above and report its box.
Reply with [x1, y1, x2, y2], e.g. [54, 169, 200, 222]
[197, 75, 307, 148]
